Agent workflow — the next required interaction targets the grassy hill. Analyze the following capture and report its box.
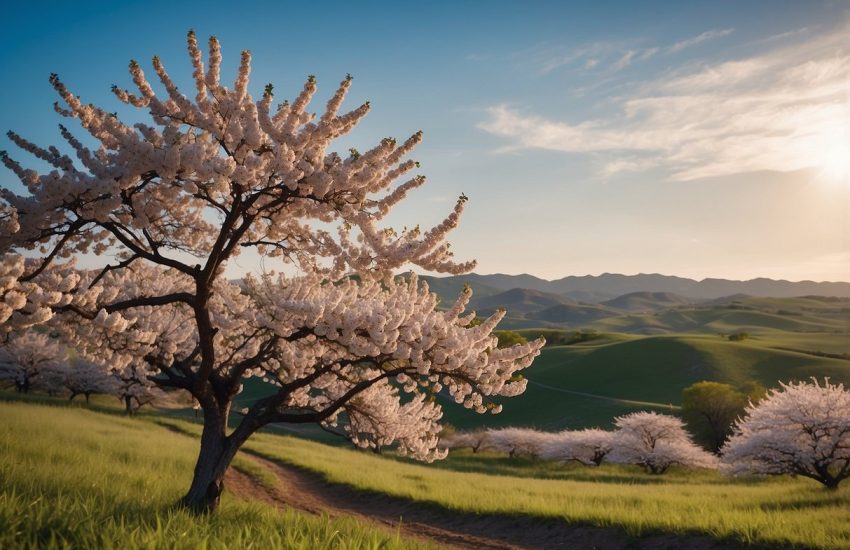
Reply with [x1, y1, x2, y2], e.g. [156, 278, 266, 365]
[588, 304, 848, 334]
[4, 399, 849, 549]
[469, 287, 576, 315]
[601, 291, 694, 311]
[0, 400, 431, 550]
[441, 333, 850, 431]
[526, 302, 614, 324]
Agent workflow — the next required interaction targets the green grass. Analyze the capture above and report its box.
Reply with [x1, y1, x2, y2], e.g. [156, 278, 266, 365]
[588, 306, 847, 334]
[0, 401, 435, 550]
[6, 396, 850, 549]
[441, 333, 850, 430]
[236, 426, 850, 549]
[155, 415, 850, 548]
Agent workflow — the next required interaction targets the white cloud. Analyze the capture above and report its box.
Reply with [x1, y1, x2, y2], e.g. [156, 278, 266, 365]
[668, 28, 734, 53]
[480, 24, 850, 181]
[530, 29, 727, 76]
[613, 50, 637, 70]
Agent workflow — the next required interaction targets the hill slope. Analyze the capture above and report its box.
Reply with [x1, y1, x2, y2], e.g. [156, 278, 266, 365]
[602, 291, 694, 311]
[470, 287, 576, 315]
[441, 335, 850, 431]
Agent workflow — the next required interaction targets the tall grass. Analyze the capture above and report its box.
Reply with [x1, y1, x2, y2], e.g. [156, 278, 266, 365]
[225, 425, 850, 549]
[0, 401, 435, 549]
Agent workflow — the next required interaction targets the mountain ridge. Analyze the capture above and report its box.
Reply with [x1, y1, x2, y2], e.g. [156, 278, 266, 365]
[419, 272, 850, 301]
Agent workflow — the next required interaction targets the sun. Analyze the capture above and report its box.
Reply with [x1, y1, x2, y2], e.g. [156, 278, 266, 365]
[820, 138, 850, 183]
[812, 125, 850, 184]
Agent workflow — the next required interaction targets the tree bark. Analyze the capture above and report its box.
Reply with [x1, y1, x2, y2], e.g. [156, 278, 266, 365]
[180, 405, 242, 513]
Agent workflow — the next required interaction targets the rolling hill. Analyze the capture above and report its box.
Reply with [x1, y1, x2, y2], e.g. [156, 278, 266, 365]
[526, 303, 614, 324]
[440, 333, 850, 431]
[601, 291, 693, 311]
[469, 287, 576, 315]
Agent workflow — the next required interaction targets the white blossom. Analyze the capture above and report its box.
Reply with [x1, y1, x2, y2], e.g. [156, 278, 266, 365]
[0, 32, 545, 509]
[538, 429, 615, 466]
[0, 331, 66, 393]
[722, 379, 850, 489]
[608, 412, 718, 474]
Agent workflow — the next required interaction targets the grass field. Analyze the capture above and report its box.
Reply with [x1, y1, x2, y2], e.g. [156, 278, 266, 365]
[440, 332, 850, 430]
[0, 400, 434, 550]
[5, 397, 850, 549]
[168, 417, 850, 549]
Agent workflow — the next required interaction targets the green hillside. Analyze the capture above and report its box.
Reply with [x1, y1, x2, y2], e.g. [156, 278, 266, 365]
[589, 305, 847, 334]
[527, 303, 614, 324]
[441, 333, 850, 431]
[5, 399, 850, 550]
[601, 291, 692, 311]
[0, 400, 431, 550]
[469, 287, 575, 315]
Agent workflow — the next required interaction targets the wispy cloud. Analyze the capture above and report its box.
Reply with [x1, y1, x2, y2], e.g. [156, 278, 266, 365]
[613, 50, 637, 70]
[536, 42, 658, 75]
[668, 28, 734, 53]
[531, 28, 730, 76]
[480, 24, 850, 181]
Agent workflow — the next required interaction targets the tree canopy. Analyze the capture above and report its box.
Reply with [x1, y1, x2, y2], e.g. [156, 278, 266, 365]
[0, 32, 544, 512]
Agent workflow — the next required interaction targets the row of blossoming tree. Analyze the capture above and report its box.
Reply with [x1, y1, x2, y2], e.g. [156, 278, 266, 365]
[444, 379, 850, 489]
[445, 411, 718, 474]
[0, 331, 166, 413]
[0, 33, 544, 512]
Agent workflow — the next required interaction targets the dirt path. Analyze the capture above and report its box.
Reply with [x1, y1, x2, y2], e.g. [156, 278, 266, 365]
[226, 451, 762, 550]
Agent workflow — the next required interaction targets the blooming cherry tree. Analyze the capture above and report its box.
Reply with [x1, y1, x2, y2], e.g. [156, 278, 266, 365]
[721, 379, 850, 489]
[441, 430, 492, 453]
[608, 412, 717, 474]
[64, 358, 116, 404]
[112, 363, 169, 415]
[0, 332, 66, 393]
[539, 429, 615, 466]
[0, 33, 544, 511]
[486, 427, 554, 458]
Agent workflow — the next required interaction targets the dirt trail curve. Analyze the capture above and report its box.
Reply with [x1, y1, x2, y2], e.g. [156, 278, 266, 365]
[226, 451, 760, 550]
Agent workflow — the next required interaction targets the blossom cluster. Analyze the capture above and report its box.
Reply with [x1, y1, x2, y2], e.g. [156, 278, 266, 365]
[443, 411, 718, 474]
[0, 329, 167, 412]
[722, 379, 850, 488]
[0, 32, 544, 465]
[1, 32, 473, 280]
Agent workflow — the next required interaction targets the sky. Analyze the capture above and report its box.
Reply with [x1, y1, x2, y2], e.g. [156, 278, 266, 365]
[1, 0, 849, 282]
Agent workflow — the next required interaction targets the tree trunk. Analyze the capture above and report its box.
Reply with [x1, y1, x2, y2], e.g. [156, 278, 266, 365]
[85, 393, 90, 405]
[124, 396, 134, 416]
[180, 406, 242, 513]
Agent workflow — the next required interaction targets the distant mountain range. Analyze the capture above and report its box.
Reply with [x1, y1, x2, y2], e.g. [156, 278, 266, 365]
[411, 272, 850, 333]
[418, 272, 850, 303]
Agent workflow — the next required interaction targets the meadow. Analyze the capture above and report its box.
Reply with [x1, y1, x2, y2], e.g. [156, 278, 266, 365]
[3, 397, 850, 549]
[0, 400, 435, 550]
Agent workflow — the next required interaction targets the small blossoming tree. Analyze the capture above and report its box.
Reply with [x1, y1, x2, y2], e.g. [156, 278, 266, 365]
[608, 411, 718, 474]
[0, 332, 66, 393]
[64, 358, 116, 404]
[112, 363, 169, 415]
[486, 427, 553, 458]
[539, 429, 615, 466]
[722, 379, 850, 489]
[0, 33, 543, 512]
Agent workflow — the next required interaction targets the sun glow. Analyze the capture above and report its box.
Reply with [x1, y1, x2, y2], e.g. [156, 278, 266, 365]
[811, 125, 850, 184]
[819, 141, 850, 183]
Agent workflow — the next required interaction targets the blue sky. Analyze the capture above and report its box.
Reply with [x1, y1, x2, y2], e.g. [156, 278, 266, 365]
[2, 1, 849, 281]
